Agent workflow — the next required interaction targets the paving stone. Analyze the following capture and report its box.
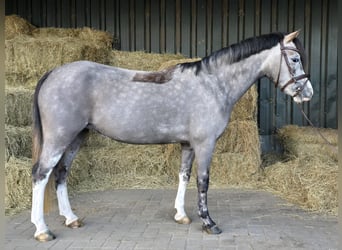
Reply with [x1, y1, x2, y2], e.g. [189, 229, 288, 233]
[5, 189, 338, 250]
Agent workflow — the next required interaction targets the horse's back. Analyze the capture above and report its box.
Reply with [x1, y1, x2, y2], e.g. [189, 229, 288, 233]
[36, 61, 195, 144]
[47, 60, 134, 85]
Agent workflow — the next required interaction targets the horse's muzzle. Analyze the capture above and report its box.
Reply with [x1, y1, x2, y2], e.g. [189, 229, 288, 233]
[293, 79, 314, 103]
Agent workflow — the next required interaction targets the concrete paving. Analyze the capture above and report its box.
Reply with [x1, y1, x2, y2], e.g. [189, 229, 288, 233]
[5, 189, 338, 249]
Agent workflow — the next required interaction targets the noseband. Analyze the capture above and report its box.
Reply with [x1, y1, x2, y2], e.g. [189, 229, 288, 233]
[275, 41, 310, 97]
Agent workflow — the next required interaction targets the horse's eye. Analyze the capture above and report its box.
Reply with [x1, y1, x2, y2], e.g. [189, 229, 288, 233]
[292, 58, 300, 63]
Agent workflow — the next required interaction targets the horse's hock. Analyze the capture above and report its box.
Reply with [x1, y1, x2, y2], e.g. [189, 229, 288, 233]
[5, 15, 261, 214]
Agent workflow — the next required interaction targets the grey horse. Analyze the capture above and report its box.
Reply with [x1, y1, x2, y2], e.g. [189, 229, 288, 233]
[31, 31, 313, 241]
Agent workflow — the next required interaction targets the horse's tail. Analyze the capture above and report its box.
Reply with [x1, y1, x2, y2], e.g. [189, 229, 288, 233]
[32, 70, 56, 213]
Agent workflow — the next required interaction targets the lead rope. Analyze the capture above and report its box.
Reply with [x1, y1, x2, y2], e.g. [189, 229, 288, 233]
[296, 102, 338, 154]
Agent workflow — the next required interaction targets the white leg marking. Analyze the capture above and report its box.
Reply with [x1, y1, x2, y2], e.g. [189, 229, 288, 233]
[56, 182, 78, 225]
[31, 169, 52, 237]
[174, 173, 188, 221]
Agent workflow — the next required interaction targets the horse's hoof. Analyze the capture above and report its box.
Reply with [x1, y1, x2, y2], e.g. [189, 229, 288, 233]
[175, 216, 191, 225]
[202, 224, 222, 234]
[66, 219, 84, 229]
[34, 230, 56, 242]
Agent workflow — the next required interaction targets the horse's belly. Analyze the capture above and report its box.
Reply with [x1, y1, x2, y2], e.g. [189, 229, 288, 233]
[88, 77, 193, 144]
[91, 119, 189, 144]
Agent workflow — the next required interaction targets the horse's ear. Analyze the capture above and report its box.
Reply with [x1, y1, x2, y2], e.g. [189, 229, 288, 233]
[284, 30, 300, 43]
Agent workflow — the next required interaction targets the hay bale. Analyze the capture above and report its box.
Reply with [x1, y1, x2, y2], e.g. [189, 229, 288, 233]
[84, 131, 118, 147]
[260, 125, 338, 215]
[5, 157, 32, 215]
[215, 120, 260, 155]
[6, 36, 112, 87]
[5, 87, 33, 126]
[5, 15, 35, 40]
[278, 125, 338, 161]
[210, 152, 261, 188]
[68, 143, 178, 192]
[263, 156, 337, 215]
[5, 125, 31, 160]
[32, 27, 113, 49]
[5, 18, 113, 88]
[230, 85, 258, 121]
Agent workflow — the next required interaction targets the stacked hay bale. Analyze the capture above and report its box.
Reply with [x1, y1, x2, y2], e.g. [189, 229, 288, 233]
[5, 15, 35, 39]
[262, 125, 338, 215]
[5, 15, 261, 214]
[6, 15, 113, 88]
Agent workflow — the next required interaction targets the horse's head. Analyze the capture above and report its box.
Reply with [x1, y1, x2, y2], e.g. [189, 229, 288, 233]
[273, 31, 313, 103]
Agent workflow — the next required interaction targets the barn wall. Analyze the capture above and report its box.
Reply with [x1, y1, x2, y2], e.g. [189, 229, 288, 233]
[5, 0, 338, 150]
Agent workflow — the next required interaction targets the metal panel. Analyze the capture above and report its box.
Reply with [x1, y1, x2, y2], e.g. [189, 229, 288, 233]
[5, 0, 338, 149]
[150, 0, 160, 53]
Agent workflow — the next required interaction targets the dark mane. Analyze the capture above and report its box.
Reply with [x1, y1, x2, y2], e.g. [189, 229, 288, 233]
[180, 32, 306, 74]
[132, 32, 307, 83]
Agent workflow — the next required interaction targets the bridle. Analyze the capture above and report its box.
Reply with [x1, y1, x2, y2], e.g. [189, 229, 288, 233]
[275, 39, 336, 154]
[275, 40, 310, 97]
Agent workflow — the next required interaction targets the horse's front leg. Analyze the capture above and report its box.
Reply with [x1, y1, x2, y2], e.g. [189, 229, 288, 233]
[194, 140, 222, 234]
[174, 143, 195, 224]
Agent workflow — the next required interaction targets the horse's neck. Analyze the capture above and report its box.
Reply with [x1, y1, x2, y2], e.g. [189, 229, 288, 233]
[215, 47, 276, 105]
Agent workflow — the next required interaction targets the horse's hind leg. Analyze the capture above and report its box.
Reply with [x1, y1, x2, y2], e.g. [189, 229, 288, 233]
[174, 143, 194, 224]
[31, 148, 65, 241]
[31, 129, 87, 241]
[54, 129, 88, 228]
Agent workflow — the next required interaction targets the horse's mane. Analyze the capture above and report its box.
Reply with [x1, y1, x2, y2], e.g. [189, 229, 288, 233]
[132, 32, 306, 83]
[180, 32, 306, 74]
